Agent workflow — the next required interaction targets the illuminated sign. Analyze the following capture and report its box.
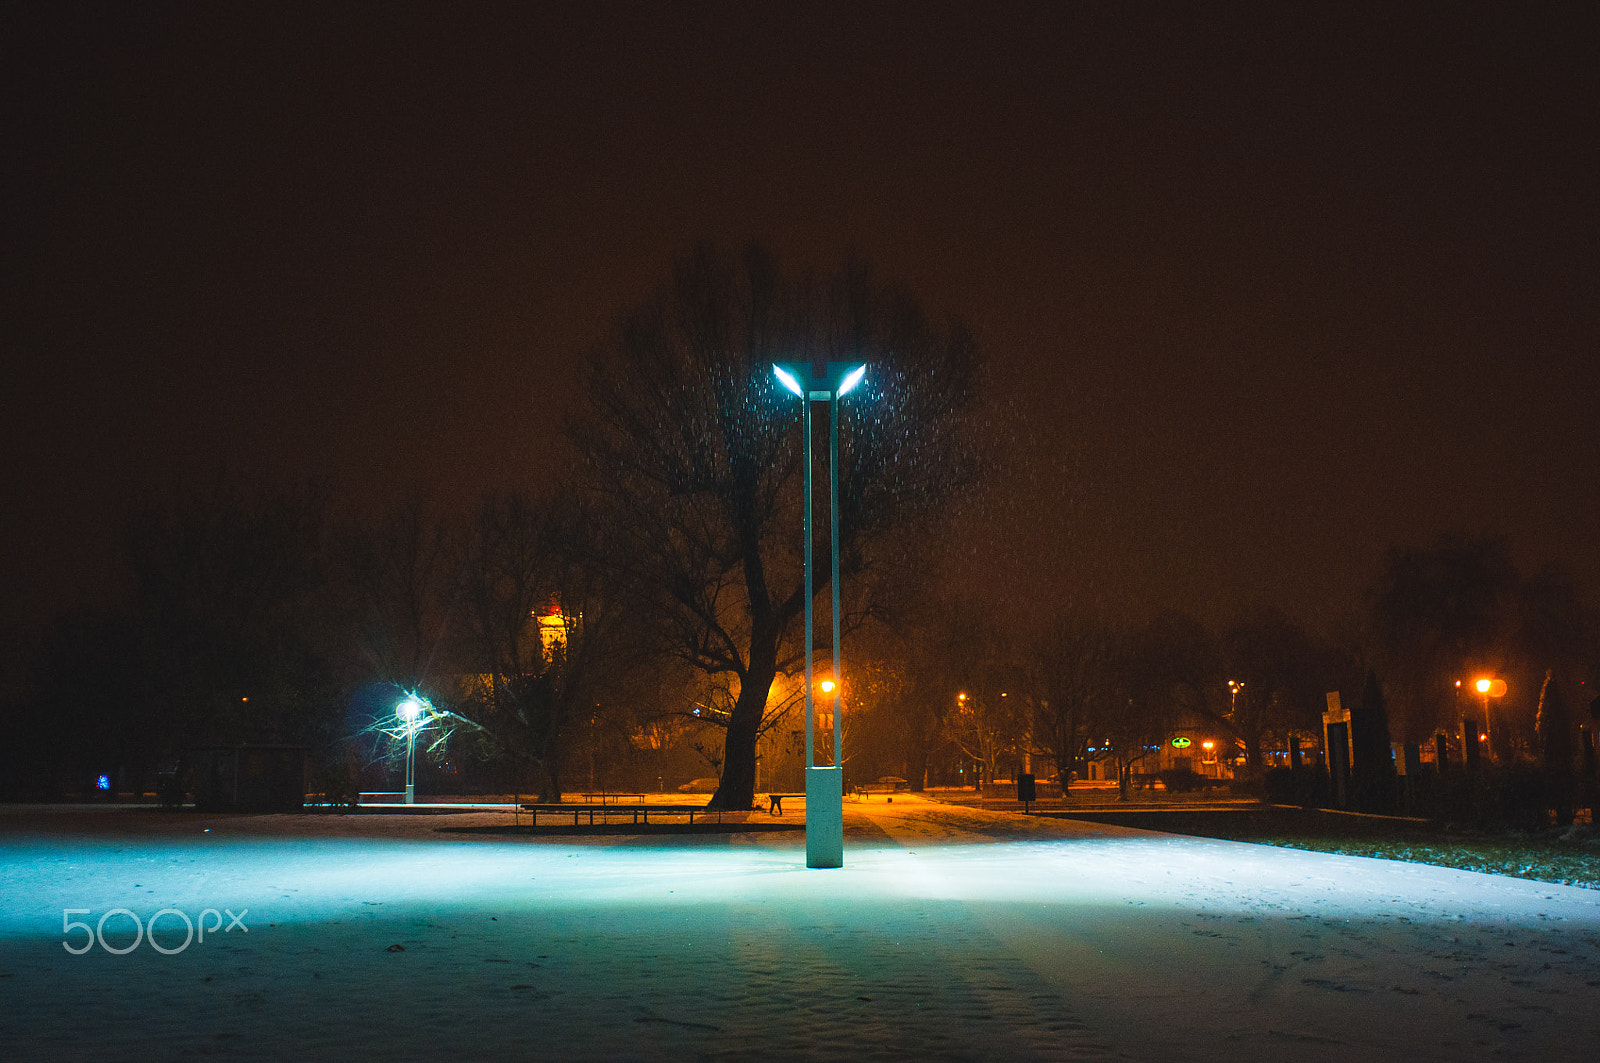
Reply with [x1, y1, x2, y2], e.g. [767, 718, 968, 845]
[1171, 736, 1192, 749]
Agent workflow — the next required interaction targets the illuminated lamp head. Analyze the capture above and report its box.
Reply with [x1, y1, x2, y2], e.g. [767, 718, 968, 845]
[397, 697, 424, 723]
[819, 680, 836, 694]
[837, 364, 867, 396]
[1475, 679, 1491, 694]
[773, 365, 804, 397]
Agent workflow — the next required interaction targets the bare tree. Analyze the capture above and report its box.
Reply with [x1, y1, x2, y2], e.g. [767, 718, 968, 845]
[1214, 610, 1330, 782]
[1370, 533, 1519, 740]
[1033, 612, 1121, 791]
[573, 244, 984, 809]
[451, 492, 628, 802]
[338, 495, 457, 691]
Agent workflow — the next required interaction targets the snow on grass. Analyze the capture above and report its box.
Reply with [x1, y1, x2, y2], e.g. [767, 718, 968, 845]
[1, 801, 1598, 1061]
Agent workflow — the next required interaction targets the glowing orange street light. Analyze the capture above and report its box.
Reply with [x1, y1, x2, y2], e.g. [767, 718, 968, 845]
[1474, 677, 1507, 759]
[819, 680, 836, 694]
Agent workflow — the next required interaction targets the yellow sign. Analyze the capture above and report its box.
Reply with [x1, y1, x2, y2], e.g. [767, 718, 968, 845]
[1171, 736, 1192, 749]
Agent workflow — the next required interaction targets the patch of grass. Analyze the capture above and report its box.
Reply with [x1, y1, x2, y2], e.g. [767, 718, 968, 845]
[1257, 836, 1600, 890]
[1056, 808, 1600, 890]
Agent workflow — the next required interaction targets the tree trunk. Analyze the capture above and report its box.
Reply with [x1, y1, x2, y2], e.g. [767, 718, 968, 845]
[710, 683, 764, 810]
[907, 742, 930, 792]
[539, 734, 563, 804]
[709, 638, 779, 810]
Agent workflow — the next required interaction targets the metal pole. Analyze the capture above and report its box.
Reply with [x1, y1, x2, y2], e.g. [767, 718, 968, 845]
[803, 396, 814, 774]
[405, 727, 416, 804]
[829, 395, 843, 769]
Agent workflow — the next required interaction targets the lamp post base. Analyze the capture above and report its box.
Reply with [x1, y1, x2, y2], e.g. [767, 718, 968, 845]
[805, 766, 843, 868]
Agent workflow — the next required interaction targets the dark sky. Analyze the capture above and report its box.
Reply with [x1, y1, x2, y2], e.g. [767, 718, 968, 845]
[3, 2, 1597, 671]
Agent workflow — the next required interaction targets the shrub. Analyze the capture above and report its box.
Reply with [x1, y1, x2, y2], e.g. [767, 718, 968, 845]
[1159, 768, 1205, 793]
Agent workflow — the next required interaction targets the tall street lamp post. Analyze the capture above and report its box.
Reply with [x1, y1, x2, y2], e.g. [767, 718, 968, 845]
[774, 359, 865, 869]
[1475, 677, 1507, 761]
[397, 696, 424, 804]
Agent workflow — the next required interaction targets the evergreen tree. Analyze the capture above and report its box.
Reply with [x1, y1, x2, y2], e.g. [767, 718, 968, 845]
[1536, 671, 1576, 826]
[1350, 670, 1396, 812]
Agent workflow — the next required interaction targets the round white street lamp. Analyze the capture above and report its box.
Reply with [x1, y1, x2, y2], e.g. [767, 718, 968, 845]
[397, 696, 425, 804]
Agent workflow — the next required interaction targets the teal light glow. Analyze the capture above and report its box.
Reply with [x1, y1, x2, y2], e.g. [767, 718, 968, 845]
[773, 365, 804, 397]
[837, 364, 866, 395]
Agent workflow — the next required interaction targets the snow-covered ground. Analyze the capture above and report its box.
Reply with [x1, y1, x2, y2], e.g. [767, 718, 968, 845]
[2, 796, 1597, 1061]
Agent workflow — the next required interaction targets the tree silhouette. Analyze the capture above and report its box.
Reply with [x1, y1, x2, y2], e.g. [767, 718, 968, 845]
[573, 244, 983, 809]
[1350, 670, 1396, 812]
[1536, 671, 1576, 826]
[1370, 533, 1518, 740]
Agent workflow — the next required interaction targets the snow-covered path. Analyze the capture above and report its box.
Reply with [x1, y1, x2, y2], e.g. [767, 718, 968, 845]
[2, 798, 1596, 1061]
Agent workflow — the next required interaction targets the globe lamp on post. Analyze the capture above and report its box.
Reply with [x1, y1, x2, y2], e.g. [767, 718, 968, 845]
[397, 696, 425, 804]
[1474, 677, 1507, 761]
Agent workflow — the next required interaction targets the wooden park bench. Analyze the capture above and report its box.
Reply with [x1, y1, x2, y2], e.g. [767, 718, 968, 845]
[518, 803, 727, 826]
[765, 793, 804, 815]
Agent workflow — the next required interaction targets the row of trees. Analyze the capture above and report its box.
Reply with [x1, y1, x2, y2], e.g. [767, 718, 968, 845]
[4, 481, 628, 802]
[886, 533, 1598, 803]
[828, 602, 1350, 799]
[1370, 532, 1596, 750]
[1, 245, 988, 807]
[3, 245, 1595, 813]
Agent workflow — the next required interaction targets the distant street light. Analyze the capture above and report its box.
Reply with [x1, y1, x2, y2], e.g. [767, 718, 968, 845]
[1474, 677, 1507, 760]
[397, 696, 425, 804]
[774, 359, 866, 870]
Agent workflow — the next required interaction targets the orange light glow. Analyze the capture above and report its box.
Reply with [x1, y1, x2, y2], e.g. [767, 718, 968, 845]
[819, 680, 836, 694]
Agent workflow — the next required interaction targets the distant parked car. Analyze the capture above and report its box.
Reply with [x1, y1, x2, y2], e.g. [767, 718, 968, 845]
[678, 778, 719, 793]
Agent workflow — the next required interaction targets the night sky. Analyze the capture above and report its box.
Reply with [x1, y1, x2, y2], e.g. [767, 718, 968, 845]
[3, 2, 1596, 672]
